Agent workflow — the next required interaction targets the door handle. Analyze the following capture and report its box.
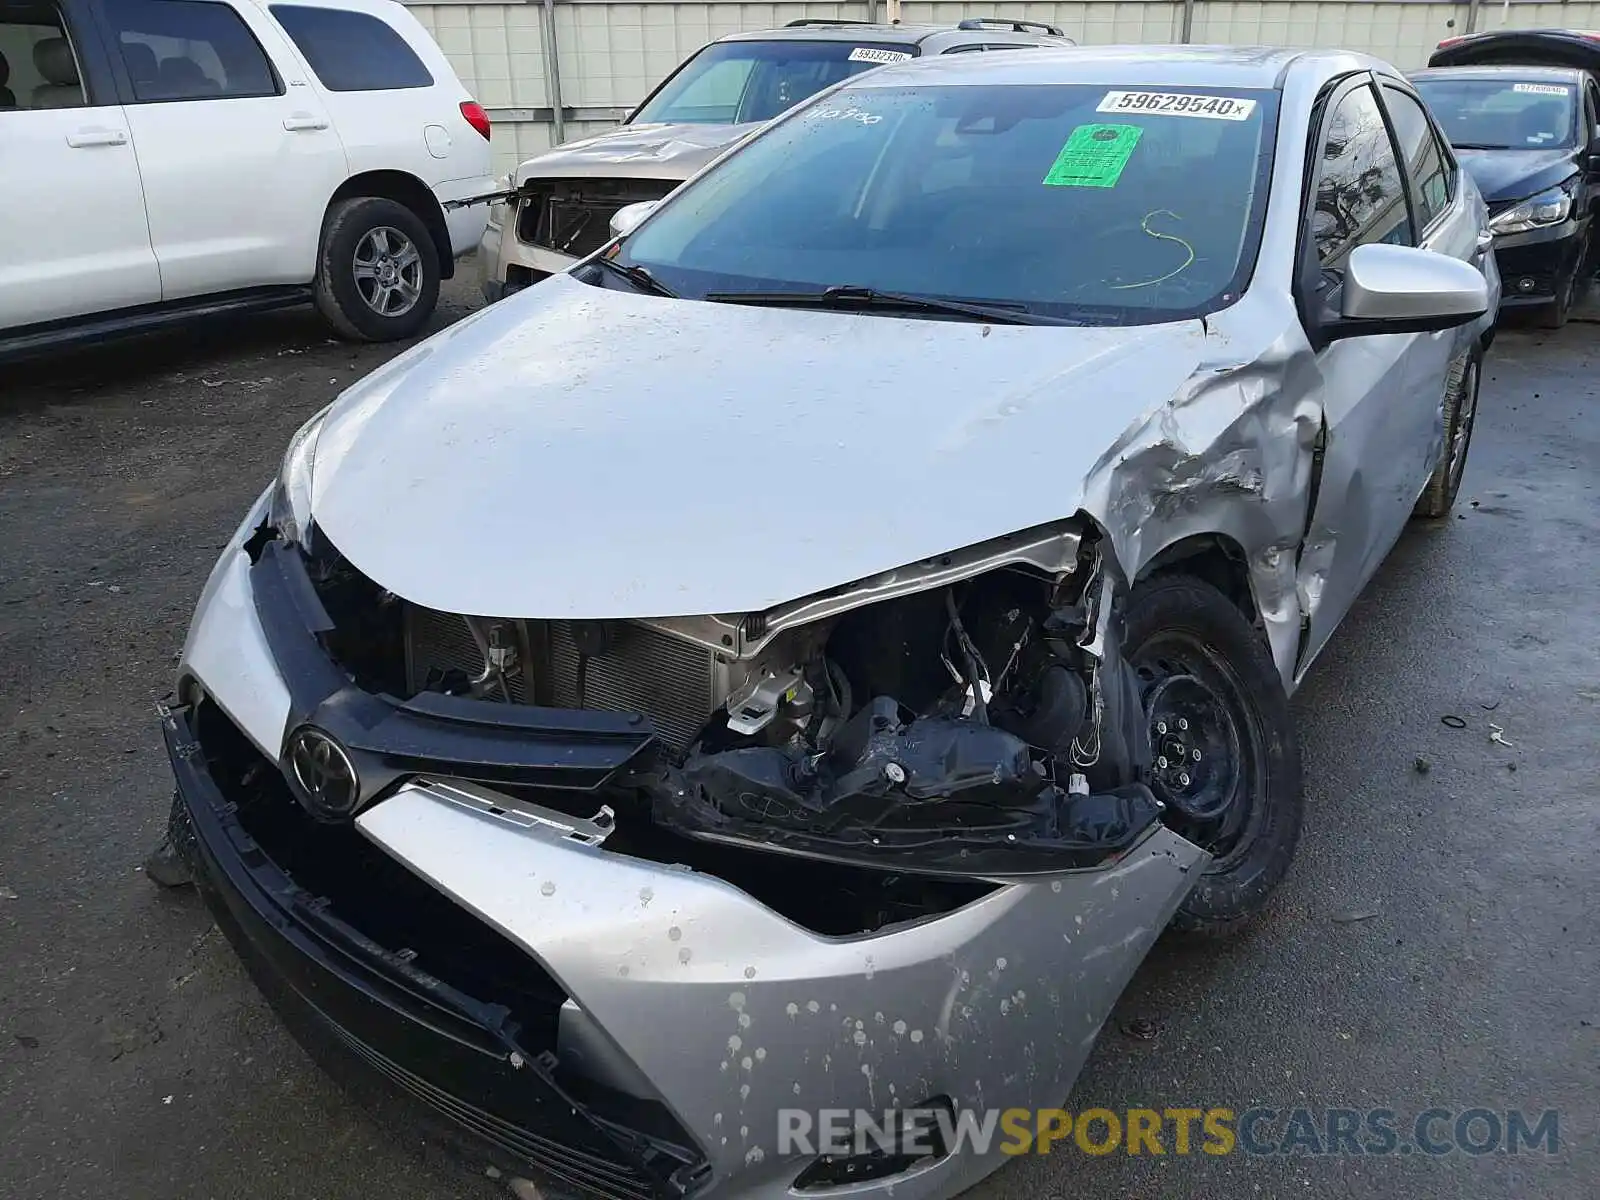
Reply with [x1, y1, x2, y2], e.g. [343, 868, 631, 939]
[282, 114, 329, 132]
[65, 127, 128, 148]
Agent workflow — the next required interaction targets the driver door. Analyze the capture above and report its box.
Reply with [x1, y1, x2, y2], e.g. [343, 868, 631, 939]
[1293, 77, 1433, 677]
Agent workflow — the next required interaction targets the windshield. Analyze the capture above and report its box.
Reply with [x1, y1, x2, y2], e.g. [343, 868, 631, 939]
[629, 40, 917, 126]
[1413, 78, 1579, 148]
[618, 82, 1278, 323]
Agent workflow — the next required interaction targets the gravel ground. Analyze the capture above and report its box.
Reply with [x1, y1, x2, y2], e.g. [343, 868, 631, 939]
[1, 279, 1595, 1200]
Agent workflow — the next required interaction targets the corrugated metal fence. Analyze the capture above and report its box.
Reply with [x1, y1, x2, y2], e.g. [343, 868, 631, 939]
[404, 0, 1600, 174]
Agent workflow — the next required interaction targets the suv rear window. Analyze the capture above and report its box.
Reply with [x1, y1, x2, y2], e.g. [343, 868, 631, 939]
[103, 0, 280, 101]
[631, 39, 916, 126]
[269, 5, 432, 92]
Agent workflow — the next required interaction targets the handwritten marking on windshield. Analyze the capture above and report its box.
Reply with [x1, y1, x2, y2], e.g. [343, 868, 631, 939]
[807, 106, 883, 126]
[1109, 210, 1196, 291]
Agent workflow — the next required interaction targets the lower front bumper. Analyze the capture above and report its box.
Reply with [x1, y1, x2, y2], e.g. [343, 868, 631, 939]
[1493, 226, 1585, 306]
[162, 702, 701, 1200]
[163, 690, 1206, 1200]
[478, 204, 578, 300]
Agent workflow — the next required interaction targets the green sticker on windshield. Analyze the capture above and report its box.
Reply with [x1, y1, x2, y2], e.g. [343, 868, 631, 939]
[1042, 124, 1142, 188]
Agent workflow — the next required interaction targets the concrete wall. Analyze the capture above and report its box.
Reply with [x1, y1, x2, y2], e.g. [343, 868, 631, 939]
[403, 0, 1600, 175]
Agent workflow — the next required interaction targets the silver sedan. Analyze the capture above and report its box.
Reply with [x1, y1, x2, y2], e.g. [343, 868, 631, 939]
[158, 44, 1498, 1200]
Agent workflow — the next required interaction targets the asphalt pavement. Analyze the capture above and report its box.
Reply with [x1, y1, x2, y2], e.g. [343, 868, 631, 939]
[1, 283, 1595, 1199]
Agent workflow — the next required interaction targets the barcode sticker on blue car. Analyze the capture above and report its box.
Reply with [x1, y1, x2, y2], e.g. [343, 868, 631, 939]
[1512, 83, 1570, 96]
[848, 47, 912, 64]
[1097, 91, 1257, 120]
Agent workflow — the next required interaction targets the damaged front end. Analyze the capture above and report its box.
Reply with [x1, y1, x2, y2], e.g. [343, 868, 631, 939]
[646, 532, 1161, 876]
[297, 513, 1169, 877]
[163, 500, 1209, 1200]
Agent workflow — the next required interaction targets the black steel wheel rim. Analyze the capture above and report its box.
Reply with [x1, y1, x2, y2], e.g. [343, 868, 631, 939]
[1134, 632, 1266, 867]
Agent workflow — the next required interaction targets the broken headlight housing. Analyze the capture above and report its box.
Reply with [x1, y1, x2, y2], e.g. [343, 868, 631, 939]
[268, 406, 328, 546]
[1489, 185, 1573, 235]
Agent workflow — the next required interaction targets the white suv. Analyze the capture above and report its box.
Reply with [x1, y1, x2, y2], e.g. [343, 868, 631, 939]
[0, 0, 495, 356]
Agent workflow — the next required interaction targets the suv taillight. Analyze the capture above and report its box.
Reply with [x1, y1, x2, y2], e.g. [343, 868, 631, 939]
[461, 101, 491, 141]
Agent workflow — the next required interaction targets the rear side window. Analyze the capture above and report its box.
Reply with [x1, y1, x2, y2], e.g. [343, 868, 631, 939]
[1382, 86, 1451, 231]
[270, 5, 432, 92]
[102, 0, 279, 101]
[1312, 83, 1412, 268]
[0, 2, 88, 109]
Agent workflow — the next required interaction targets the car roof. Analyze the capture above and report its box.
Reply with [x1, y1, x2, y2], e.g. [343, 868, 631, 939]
[1439, 28, 1600, 45]
[715, 21, 1065, 48]
[1428, 28, 1600, 71]
[835, 43, 1384, 90]
[1411, 64, 1589, 84]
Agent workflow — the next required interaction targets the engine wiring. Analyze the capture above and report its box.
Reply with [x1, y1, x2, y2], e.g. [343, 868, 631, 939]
[1109, 208, 1196, 291]
[944, 589, 991, 725]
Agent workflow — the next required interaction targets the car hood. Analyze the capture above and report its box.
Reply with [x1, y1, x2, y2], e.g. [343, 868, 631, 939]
[1458, 147, 1579, 204]
[513, 122, 761, 185]
[308, 274, 1209, 620]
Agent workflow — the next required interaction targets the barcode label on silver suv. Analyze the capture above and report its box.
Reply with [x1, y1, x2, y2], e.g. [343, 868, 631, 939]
[1097, 91, 1257, 120]
[848, 47, 912, 64]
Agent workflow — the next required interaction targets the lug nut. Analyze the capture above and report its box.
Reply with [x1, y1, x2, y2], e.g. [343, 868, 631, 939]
[1156, 721, 1168, 735]
[1157, 756, 1169, 769]
[884, 762, 907, 784]
[1178, 772, 1191, 787]
[1192, 749, 1202, 761]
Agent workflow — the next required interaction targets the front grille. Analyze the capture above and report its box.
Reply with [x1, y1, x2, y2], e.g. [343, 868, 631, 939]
[516, 178, 678, 259]
[405, 607, 717, 751]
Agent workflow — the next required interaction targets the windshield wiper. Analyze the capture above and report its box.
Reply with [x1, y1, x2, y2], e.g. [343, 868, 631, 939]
[1449, 142, 1513, 151]
[702, 285, 1070, 325]
[589, 254, 677, 298]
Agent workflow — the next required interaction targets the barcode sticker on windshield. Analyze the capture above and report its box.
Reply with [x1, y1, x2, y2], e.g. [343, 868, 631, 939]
[848, 47, 912, 64]
[1513, 82, 1570, 95]
[1097, 91, 1257, 120]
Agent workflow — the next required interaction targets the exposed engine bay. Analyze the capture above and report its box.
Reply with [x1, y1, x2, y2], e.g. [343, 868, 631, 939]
[304, 521, 1164, 876]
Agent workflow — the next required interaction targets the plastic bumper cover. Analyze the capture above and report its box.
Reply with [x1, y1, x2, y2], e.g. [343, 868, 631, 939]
[162, 702, 700, 1200]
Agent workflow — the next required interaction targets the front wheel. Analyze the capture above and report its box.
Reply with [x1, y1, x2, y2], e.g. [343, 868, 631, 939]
[1124, 574, 1304, 936]
[1537, 235, 1587, 329]
[314, 196, 440, 342]
[1413, 349, 1481, 519]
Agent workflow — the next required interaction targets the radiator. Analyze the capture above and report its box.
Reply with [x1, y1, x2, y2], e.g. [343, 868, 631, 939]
[405, 607, 717, 751]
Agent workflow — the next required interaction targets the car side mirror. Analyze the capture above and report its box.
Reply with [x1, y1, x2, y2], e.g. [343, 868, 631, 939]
[1587, 133, 1600, 171]
[1321, 243, 1488, 343]
[609, 200, 660, 240]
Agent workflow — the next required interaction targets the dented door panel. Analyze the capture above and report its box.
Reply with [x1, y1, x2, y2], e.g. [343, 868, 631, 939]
[1294, 329, 1419, 668]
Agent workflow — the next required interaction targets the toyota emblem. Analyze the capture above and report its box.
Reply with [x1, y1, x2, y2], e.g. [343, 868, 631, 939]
[287, 727, 360, 817]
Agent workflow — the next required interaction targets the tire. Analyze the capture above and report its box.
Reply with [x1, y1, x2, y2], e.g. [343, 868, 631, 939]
[1124, 574, 1303, 936]
[314, 196, 440, 342]
[1413, 349, 1481, 519]
[1537, 236, 1586, 329]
